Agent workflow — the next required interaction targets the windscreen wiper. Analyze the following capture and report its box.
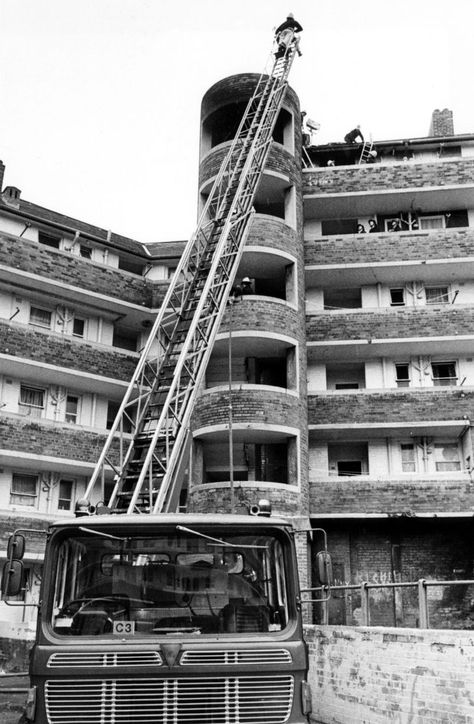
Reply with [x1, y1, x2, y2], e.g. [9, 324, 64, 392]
[176, 525, 268, 549]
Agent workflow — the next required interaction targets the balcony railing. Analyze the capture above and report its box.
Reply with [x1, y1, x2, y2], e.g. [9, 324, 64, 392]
[303, 578, 474, 630]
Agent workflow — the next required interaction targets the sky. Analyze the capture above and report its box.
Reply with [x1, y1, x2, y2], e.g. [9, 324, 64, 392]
[1, 0, 473, 244]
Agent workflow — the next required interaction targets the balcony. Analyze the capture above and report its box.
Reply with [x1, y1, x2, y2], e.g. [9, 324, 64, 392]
[0, 413, 120, 474]
[303, 158, 474, 218]
[306, 306, 474, 359]
[307, 388, 472, 434]
[0, 319, 138, 383]
[193, 386, 300, 432]
[305, 227, 474, 287]
[309, 473, 474, 516]
[0, 231, 160, 308]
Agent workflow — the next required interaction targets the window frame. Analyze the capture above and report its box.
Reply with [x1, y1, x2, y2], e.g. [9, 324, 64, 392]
[65, 394, 80, 424]
[10, 472, 39, 507]
[431, 360, 457, 386]
[425, 285, 450, 305]
[58, 478, 75, 511]
[419, 215, 445, 231]
[390, 288, 406, 307]
[72, 317, 86, 338]
[19, 384, 46, 417]
[29, 305, 53, 329]
[434, 442, 461, 472]
[400, 443, 417, 473]
[395, 363, 411, 388]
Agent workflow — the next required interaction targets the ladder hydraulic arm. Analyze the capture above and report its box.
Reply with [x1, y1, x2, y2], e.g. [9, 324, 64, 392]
[83, 31, 301, 514]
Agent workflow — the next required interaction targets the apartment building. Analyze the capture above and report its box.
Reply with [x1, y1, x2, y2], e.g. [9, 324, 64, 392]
[1, 74, 474, 643]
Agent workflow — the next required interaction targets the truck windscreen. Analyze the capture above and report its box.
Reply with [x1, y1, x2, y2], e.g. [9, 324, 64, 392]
[51, 527, 290, 637]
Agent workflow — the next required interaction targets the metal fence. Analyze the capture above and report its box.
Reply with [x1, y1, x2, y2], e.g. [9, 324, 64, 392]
[301, 579, 474, 629]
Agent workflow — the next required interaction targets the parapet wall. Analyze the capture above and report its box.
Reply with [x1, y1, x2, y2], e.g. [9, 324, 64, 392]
[305, 625, 474, 723]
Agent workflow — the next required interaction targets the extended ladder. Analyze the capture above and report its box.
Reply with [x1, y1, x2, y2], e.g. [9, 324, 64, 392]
[84, 32, 301, 514]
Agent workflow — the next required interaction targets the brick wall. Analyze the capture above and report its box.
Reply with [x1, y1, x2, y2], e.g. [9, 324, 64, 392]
[305, 625, 474, 723]
[220, 297, 300, 337]
[308, 388, 473, 424]
[192, 388, 300, 429]
[0, 415, 119, 463]
[188, 485, 304, 517]
[305, 227, 474, 266]
[201, 74, 299, 122]
[0, 320, 138, 380]
[309, 476, 474, 514]
[303, 157, 474, 195]
[248, 215, 298, 255]
[0, 232, 160, 306]
[199, 142, 300, 188]
[307, 305, 474, 341]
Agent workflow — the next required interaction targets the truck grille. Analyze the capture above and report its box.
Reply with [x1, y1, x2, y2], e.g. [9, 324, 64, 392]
[180, 649, 292, 665]
[48, 651, 163, 668]
[45, 675, 294, 723]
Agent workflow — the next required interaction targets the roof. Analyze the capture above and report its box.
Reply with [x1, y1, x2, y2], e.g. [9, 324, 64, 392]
[144, 240, 187, 259]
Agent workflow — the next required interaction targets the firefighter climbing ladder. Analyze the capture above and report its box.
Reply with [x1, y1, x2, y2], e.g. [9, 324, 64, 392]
[84, 32, 301, 514]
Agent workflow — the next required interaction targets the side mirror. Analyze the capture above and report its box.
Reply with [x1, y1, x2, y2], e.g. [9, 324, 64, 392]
[7, 533, 25, 561]
[316, 550, 333, 586]
[1, 559, 24, 598]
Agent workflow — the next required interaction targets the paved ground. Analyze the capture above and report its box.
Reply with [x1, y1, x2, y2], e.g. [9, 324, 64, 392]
[0, 675, 28, 724]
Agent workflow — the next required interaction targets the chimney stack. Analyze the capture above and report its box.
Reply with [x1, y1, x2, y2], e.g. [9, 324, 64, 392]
[429, 108, 454, 137]
[1, 186, 22, 209]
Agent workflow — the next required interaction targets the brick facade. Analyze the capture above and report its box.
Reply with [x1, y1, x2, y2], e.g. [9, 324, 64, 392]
[305, 227, 474, 266]
[309, 476, 474, 514]
[0, 319, 138, 380]
[308, 388, 473, 424]
[307, 305, 474, 341]
[305, 625, 474, 723]
[304, 157, 474, 195]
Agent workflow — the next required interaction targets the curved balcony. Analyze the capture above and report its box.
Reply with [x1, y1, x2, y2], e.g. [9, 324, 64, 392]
[309, 474, 474, 516]
[0, 319, 138, 383]
[308, 388, 473, 432]
[219, 296, 300, 339]
[247, 214, 298, 257]
[193, 386, 300, 431]
[303, 158, 474, 218]
[199, 142, 300, 191]
[306, 306, 474, 359]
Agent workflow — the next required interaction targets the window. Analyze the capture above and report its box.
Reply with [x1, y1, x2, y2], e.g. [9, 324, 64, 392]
[80, 245, 92, 259]
[419, 215, 445, 230]
[29, 306, 52, 329]
[425, 286, 449, 304]
[72, 317, 85, 337]
[401, 444, 416, 472]
[19, 385, 45, 417]
[65, 395, 80, 424]
[395, 363, 410, 388]
[10, 472, 38, 506]
[58, 479, 74, 510]
[335, 383, 359, 390]
[434, 443, 461, 472]
[167, 266, 177, 279]
[390, 288, 405, 306]
[432, 361, 457, 386]
[38, 231, 60, 248]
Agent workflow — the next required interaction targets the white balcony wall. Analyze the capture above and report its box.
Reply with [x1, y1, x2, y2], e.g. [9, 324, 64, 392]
[306, 288, 324, 311]
[307, 363, 326, 391]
